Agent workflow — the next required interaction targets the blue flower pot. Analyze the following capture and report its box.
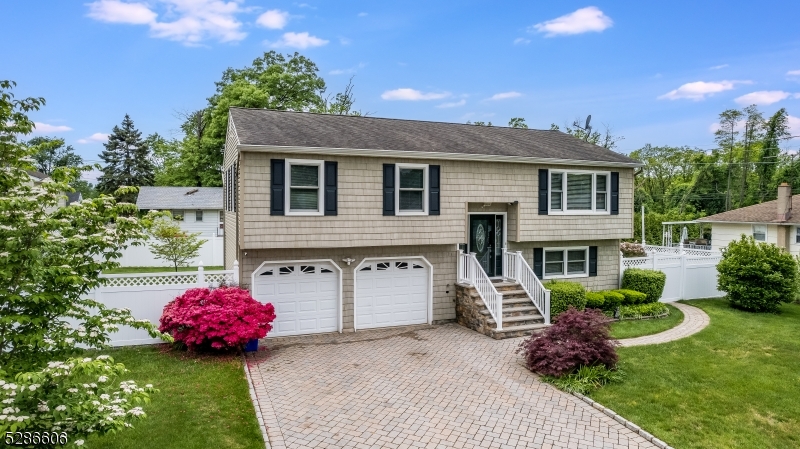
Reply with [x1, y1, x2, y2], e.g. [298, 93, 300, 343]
[244, 339, 259, 352]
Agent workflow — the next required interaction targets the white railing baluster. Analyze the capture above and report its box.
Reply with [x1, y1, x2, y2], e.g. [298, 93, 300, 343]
[501, 249, 551, 325]
[457, 250, 503, 330]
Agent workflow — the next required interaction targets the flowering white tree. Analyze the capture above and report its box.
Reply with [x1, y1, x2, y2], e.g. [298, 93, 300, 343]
[0, 80, 170, 445]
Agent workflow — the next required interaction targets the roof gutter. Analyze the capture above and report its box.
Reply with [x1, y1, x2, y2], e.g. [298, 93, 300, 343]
[237, 144, 644, 169]
[696, 219, 796, 225]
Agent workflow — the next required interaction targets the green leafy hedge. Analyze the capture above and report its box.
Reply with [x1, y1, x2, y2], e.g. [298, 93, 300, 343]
[619, 302, 669, 319]
[621, 268, 666, 304]
[614, 289, 648, 305]
[545, 280, 586, 319]
[717, 236, 798, 313]
[585, 292, 605, 309]
[601, 291, 624, 311]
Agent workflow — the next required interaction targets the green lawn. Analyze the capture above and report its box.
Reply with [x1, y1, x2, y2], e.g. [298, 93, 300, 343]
[87, 346, 263, 449]
[103, 266, 223, 274]
[591, 299, 800, 449]
[609, 304, 684, 339]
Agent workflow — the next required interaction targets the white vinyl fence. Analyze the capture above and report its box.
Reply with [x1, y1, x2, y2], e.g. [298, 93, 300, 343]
[85, 262, 239, 346]
[111, 236, 223, 267]
[621, 245, 724, 301]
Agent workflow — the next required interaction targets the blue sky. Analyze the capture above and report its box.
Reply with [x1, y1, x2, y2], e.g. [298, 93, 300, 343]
[5, 1, 800, 179]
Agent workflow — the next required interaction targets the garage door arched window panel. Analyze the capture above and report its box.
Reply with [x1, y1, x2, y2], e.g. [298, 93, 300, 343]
[354, 257, 433, 331]
[251, 260, 342, 337]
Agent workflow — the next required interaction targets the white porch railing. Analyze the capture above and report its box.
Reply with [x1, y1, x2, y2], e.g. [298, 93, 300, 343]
[457, 251, 504, 330]
[502, 250, 551, 324]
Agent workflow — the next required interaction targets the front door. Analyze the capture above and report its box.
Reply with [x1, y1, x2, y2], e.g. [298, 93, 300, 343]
[469, 215, 504, 277]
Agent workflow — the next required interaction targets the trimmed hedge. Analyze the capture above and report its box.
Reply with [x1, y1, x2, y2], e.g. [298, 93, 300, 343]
[601, 290, 624, 311]
[585, 292, 605, 310]
[621, 268, 666, 304]
[619, 302, 669, 319]
[614, 289, 647, 305]
[545, 280, 587, 319]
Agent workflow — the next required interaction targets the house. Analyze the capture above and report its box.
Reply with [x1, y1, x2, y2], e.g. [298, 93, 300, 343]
[698, 183, 799, 253]
[136, 186, 224, 237]
[66, 192, 82, 205]
[223, 108, 640, 338]
[27, 170, 67, 210]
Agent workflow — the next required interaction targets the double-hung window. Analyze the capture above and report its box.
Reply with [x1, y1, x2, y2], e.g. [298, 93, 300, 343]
[753, 225, 767, 242]
[286, 159, 324, 216]
[543, 247, 589, 278]
[396, 164, 428, 215]
[195, 210, 203, 222]
[549, 170, 610, 214]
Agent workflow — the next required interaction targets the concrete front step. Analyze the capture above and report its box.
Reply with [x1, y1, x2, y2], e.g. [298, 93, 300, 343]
[480, 305, 541, 317]
[490, 323, 549, 339]
[487, 314, 545, 326]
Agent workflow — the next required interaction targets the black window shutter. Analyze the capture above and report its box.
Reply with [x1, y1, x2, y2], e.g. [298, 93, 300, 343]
[610, 172, 619, 215]
[383, 164, 395, 216]
[270, 159, 285, 216]
[589, 246, 598, 277]
[533, 248, 543, 278]
[429, 165, 440, 216]
[538, 169, 549, 215]
[324, 161, 337, 216]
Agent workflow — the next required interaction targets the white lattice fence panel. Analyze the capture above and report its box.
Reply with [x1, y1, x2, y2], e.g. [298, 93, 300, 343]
[205, 272, 236, 285]
[102, 274, 198, 288]
[622, 257, 653, 270]
[621, 252, 724, 301]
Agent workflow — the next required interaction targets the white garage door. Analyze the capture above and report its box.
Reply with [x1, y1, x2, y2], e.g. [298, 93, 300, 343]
[355, 258, 429, 330]
[252, 261, 339, 337]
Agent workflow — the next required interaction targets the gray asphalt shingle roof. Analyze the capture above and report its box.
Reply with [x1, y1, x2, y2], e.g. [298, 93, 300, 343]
[229, 108, 640, 166]
[698, 194, 800, 224]
[136, 186, 223, 210]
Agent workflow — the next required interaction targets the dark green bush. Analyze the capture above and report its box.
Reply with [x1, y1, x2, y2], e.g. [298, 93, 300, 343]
[601, 290, 624, 312]
[614, 289, 647, 305]
[717, 236, 798, 313]
[619, 302, 669, 319]
[621, 268, 666, 304]
[585, 292, 605, 310]
[545, 280, 586, 319]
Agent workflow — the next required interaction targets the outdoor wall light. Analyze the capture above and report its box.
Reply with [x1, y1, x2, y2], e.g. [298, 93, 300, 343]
[342, 258, 355, 266]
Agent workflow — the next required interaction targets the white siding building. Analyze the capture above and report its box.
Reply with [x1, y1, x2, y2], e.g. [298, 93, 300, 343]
[136, 186, 224, 237]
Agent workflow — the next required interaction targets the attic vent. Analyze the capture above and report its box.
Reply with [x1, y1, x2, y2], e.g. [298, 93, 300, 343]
[185, 188, 199, 195]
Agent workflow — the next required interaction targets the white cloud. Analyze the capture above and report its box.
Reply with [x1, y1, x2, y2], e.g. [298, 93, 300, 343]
[734, 90, 792, 106]
[339, 37, 352, 45]
[788, 115, 800, 136]
[658, 80, 752, 101]
[488, 91, 522, 101]
[530, 6, 612, 37]
[86, 0, 247, 45]
[381, 88, 450, 101]
[77, 133, 109, 144]
[437, 99, 466, 108]
[32, 122, 72, 133]
[787, 70, 800, 76]
[709, 64, 729, 70]
[86, 0, 156, 24]
[358, 12, 368, 17]
[329, 63, 366, 75]
[513, 37, 531, 45]
[267, 31, 329, 49]
[256, 9, 289, 29]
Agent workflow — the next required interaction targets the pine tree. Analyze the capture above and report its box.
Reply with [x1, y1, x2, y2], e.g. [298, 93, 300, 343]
[96, 114, 155, 202]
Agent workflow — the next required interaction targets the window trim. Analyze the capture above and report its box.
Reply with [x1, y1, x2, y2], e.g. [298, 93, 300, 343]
[548, 169, 611, 215]
[395, 163, 429, 216]
[285, 158, 325, 216]
[542, 246, 590, 279]
[195, 210, 203, 222]
[753, 224, 767, 242]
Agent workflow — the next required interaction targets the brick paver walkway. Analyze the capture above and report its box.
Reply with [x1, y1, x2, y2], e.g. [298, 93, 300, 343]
[617, 302, 709, 348]
[247, 324, 656, 449]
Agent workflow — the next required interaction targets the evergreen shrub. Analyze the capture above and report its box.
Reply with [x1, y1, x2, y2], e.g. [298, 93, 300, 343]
[545, 280, 587, 319]
[621, 268, 666, 303]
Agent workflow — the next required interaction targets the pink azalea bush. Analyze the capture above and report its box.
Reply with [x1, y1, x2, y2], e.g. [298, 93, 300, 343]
[159, 287, 276, 350]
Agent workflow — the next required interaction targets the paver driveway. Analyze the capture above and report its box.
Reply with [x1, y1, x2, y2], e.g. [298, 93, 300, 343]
[247, 324, 656, 449]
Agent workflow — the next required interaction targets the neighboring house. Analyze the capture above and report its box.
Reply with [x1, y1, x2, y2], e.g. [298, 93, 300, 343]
[698, 183, 799, 253]
[27, 170, 67, 210]
[136, 186, 224, 237]
[66, 192, 82, 205]
[223, 108, 640, 338]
